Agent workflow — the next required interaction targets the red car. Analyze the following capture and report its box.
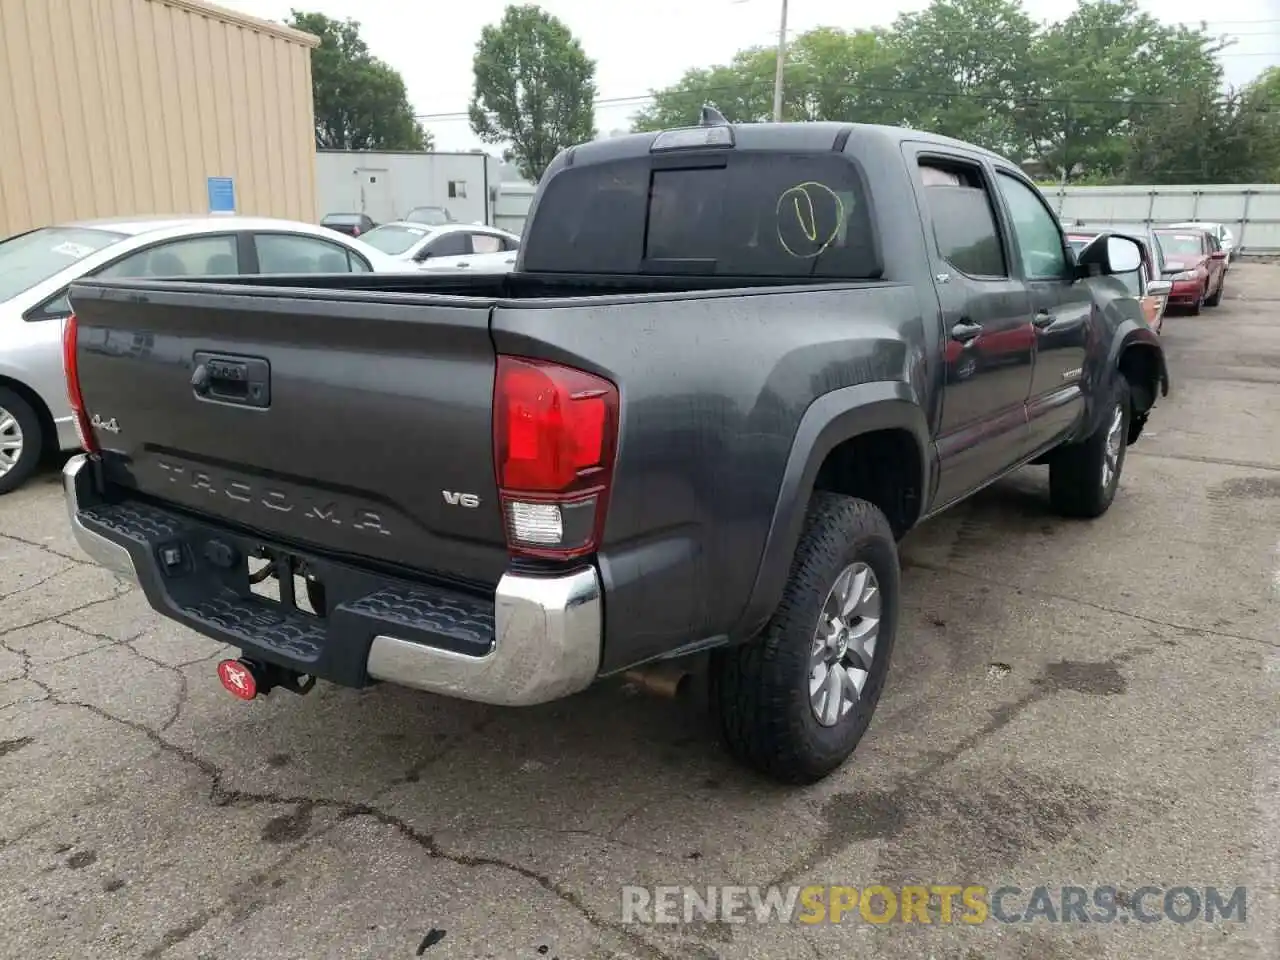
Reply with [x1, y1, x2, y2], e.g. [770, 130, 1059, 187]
[1153, 228, 1227, 314]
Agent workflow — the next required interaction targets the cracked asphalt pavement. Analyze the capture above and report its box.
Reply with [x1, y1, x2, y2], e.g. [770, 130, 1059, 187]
[1, 267, 1277, 960]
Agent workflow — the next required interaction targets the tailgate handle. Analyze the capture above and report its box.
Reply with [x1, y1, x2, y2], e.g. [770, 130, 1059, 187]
[192, 352, 271, 408]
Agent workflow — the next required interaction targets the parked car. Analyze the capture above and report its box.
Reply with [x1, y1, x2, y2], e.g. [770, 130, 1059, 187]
[1169, 220, 1236, 267]
[0, 215, 404, 494]
[403, 206, 457, 226]
[61, 118, 1167, 784]
[1065, 222, 1172, 332]
[320, 212, 377, 238]
[359, 221, 520, 267]
[1152, 227, 1228, 314]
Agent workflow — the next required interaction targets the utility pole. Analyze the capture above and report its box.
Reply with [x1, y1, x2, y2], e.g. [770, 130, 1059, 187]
[772, 0, 789, 122]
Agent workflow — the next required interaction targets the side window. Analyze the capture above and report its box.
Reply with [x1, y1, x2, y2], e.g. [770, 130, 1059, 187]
[471, 233, 503, 254]
[995, 173, 1068, 280]
[27, 292, 72, 321]
[918, 160, 1007, 278]
[502, 235, 520, 251]
[98, 235, 239, 279]
[421, 232, 469, 258]
[255, 233, 363, 274]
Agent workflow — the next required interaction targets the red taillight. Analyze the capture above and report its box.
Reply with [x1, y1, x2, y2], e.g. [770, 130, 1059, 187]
[62, 313, 99, 455]
[494, 356, 619, 559]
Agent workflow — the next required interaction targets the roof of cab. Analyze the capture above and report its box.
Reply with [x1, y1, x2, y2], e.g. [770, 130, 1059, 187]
[560, 121, 1014, 169]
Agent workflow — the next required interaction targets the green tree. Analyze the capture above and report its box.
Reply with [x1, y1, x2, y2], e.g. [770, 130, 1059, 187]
[632, 27, 901, 130]
[889, 0, 1037, 156]
[630, 0, 1280, 182]
[287, 11, 432, 151]
[1020, 0, 1225, 183]
[469, 5, 597, 183]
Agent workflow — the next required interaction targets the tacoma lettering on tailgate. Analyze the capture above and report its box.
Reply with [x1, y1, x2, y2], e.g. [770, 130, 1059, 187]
[155, 460, 391, 536]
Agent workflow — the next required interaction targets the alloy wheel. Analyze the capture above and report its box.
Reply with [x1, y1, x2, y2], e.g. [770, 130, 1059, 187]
[809, 562, 881, 727]
[0, 406, 24, 479]
[1101, 402, 1124, 490]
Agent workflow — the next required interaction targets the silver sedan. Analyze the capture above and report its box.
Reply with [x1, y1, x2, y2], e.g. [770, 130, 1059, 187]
[0, 215, 404, 494]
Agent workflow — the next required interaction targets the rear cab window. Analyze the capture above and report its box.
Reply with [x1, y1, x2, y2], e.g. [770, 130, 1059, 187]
[521, 151, 882, 279]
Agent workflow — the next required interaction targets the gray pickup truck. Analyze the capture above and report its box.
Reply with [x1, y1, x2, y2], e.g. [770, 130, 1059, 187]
[62, 116, 1167, 783]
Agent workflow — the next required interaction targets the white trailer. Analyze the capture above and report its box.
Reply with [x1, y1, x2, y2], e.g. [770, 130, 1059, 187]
[316, 151, 502, 226]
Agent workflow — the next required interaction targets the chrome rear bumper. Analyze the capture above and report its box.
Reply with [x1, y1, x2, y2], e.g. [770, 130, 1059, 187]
[62, 454, 602, 706]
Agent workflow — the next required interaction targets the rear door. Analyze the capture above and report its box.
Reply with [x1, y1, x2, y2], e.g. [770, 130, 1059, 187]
[992, 170, 1091, 453]
[908, 148, 1036, 507]
[69, 282, 508, 586]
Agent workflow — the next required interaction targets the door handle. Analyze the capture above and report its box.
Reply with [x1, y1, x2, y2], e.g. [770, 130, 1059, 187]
[951, 320, 983, 343]
[1032, 310, 1055, 329]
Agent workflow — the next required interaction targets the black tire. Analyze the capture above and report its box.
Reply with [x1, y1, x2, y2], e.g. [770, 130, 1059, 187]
[710, 493, 899, 784]
[1048, 379, 1130, 519]
[1188, 285, 1204, 315]
[0, 388, 43, 496]
[1205, 275, 1224, 307]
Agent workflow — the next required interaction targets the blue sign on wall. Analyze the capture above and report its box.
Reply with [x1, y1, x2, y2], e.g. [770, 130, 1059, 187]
[207, 177, 236, 214]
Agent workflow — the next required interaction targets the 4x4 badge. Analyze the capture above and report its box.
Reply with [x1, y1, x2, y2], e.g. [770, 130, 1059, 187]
[90, 414, 121, 434]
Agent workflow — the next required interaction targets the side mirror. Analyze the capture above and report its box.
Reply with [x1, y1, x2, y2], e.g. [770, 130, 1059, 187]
[1075, 233, 1143, 278]
[1145, 279, 1172, 298]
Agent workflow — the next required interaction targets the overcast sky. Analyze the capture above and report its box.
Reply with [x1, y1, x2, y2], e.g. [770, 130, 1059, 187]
[219, 0, 1280, 152]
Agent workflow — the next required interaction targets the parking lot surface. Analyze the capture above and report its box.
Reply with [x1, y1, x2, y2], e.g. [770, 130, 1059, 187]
[1, 267, 1277, 960]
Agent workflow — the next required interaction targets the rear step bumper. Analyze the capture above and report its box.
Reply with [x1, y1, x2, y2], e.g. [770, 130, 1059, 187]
[62, 455, 602, 706]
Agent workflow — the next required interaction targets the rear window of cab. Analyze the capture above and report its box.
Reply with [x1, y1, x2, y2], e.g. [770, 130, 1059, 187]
[521, 152, 882, 279]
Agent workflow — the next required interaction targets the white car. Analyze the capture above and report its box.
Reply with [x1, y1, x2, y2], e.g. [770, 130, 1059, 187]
[1169, 221, 1235, 266]
[360, 221, 521, 269]
[0, 215, 405, 494]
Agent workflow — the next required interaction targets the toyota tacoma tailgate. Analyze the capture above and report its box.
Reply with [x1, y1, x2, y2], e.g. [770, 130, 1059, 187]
[68, 280, 507, 586]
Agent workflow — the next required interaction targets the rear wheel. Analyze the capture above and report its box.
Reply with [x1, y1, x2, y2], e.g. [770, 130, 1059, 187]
[711, 493, 899, 784]
[0, 389, 42, 496]
[1048, 379, 1130, 519]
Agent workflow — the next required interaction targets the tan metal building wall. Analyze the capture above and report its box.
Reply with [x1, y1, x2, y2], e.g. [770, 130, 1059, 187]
[0, 0, 319, 237]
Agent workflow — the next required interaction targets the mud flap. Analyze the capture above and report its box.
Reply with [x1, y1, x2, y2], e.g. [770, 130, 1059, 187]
[1128, 410, 1148, 445]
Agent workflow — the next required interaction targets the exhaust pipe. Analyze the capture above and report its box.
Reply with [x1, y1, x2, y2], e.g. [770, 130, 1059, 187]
[623, 664, 691, 699]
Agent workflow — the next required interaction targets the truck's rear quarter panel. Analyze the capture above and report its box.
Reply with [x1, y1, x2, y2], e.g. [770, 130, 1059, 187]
[72, 284, 508, 588]
[493, 282, 929, 671]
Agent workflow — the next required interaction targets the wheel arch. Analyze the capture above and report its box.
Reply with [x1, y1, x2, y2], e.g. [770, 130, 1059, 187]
[730, 381, 932, 641]
[0, 374, 57, 463]
[1080, 322, 1167, 445]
